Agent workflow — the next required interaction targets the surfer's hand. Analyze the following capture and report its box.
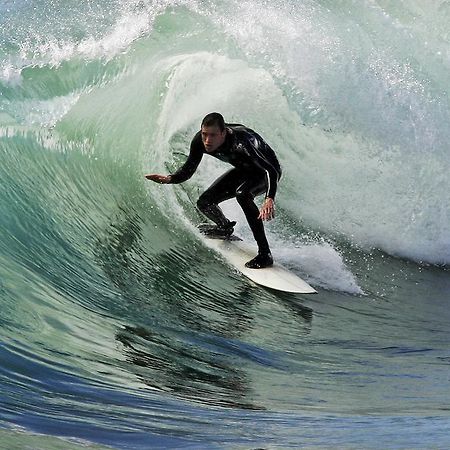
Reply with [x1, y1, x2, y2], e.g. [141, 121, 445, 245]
[145, 174, 171, 184]
[258, 198, 275, 221]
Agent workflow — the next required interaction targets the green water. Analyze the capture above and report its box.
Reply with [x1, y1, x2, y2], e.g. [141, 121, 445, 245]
[1, 1, 450, 448]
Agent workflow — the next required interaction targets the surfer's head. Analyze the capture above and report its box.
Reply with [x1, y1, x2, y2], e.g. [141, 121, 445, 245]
[202, 112, 225, 131]
[201, 112, 226, 152]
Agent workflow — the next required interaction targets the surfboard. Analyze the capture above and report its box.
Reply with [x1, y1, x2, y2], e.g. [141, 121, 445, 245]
[201, 233, 317, 294]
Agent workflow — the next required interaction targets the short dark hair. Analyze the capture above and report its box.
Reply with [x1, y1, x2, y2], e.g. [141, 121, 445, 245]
[201, 112, 225, 131]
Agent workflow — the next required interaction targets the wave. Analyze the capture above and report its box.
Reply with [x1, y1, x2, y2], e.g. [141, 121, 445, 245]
[2, 0, 448, 268]
[2, 2, 450, 448]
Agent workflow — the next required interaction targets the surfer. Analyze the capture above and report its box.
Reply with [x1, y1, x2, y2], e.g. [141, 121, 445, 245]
[145, 112, 282, 269]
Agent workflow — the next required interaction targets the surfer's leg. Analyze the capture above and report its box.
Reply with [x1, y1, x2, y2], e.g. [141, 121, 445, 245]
[197, 168, 244, 230]
[235, 176, 273, 267]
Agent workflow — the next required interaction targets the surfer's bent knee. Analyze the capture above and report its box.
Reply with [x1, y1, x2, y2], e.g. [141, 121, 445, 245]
[235, 189, 254, 205]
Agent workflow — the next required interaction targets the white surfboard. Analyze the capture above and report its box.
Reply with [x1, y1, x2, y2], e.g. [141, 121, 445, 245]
[202, 235, 317, 294]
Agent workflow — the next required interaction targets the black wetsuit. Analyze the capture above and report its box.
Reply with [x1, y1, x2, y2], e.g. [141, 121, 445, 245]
[170, 124, 282, 254]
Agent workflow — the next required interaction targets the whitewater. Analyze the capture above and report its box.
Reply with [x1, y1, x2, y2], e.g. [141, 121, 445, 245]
[1, 0, 450, 448]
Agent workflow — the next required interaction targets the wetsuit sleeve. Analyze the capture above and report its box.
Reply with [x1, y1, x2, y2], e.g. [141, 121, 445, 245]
[169, 132, 204, 184]
[247, 139, 280, 199]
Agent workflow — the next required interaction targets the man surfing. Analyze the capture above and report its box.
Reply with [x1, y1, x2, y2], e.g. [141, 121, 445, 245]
[145, 112, 282, 269]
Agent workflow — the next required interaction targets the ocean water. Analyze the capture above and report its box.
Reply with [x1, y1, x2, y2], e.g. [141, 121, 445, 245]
[1, 0, 450, 448]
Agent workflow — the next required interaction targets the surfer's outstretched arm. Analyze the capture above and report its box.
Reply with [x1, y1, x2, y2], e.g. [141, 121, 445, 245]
[145, 174, 172, 183]
[145, 133, 204, 185]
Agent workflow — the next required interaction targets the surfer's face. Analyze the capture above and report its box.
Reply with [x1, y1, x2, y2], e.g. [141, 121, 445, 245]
[201, 125, 226, 152]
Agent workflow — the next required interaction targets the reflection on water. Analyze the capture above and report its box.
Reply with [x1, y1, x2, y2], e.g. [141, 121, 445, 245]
[116, 325, 263, 410]
[94, 202, 314, 410]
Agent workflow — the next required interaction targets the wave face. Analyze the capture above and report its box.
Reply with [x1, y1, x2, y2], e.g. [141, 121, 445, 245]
[2, 0, 449, 265]
[1, 1, 450, 448]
